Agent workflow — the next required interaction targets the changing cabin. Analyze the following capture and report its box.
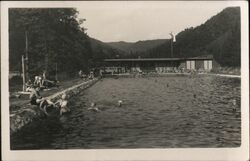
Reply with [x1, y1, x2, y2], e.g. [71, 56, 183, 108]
[103, 55, 214, 74]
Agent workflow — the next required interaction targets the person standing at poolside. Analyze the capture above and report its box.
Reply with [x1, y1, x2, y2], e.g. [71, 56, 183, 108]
[79, 70, 83, 78]
[41, 70, 46, 86]
[99, 69, 103, 78]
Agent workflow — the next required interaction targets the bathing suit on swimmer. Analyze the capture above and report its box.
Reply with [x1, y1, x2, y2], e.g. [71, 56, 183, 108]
[29, 88, 42, 106]
[30, 96, 38, 105]
[30, 94, 42, 106]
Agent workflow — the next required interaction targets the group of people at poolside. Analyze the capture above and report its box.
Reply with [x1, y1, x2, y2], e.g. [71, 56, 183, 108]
[27, 69, 100, 116]
[29, 86, 69, 116]
[30, 85, 123, 115]
[79, 70, 95, 79]
[26, 71, 58, 92]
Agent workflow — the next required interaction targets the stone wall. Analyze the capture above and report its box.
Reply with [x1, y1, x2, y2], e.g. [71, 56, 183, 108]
[10, 78, 99, 135]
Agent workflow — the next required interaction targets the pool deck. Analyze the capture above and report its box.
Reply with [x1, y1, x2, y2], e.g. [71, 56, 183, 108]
[208, 73, 241, 78]
[109, 72, 241, 78]
[10, 78, 99, 134]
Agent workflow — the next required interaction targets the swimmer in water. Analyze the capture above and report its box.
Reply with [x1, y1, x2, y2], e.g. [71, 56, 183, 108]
[232, 99, 237, 112]
[88, 102, 99, 112]
[54, 93, 70, 115]
[118, 100, 123, 107]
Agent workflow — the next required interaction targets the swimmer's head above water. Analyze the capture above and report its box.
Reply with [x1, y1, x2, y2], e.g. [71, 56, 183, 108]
[232, 99, 237, 106]
[91, 102, 96, 107]
[118, 100, 123, 107]
[61, 93, 67, 100]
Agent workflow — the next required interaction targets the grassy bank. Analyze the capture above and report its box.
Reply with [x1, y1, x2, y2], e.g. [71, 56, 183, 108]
[9, 76, 86, 112]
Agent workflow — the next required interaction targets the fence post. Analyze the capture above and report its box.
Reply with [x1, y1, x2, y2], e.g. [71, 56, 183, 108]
[22, 55, 26, 92]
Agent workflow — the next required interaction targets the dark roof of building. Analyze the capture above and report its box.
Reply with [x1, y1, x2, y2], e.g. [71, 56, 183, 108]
[189, 55, 213, 60]
[104, 58, 183, 62]
[104, 55, 213, 62]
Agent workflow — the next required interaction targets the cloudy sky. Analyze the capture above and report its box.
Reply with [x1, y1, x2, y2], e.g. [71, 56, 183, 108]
[77, 1, 240, 42]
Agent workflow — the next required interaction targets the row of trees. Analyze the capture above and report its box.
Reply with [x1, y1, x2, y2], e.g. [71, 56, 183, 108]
[9, 8, 93, 80]
[9, 7, 241, 81]
[125, 7, 241, 67]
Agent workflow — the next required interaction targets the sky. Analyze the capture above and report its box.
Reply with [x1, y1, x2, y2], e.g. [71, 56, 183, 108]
[77, 1, 240, 42]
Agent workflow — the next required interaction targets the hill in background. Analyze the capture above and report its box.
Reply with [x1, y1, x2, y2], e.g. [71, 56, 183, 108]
[104, 7, 241, 67]
[89, 38, 126, 60]
[107, 39, 167, 53]
[9, 6, 241, 79]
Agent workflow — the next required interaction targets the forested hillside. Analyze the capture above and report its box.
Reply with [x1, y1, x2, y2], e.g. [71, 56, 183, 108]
[142, 7, 241, 67]
[106, 7, 240, 67]
[107, 39, 167, 54]
[89, 38, 126, 60]
[9, 6, 241, 79]
[9, 8, 92, 78]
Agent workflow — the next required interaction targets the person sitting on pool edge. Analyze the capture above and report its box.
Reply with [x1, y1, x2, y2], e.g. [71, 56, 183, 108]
[29, 87, 54, 115]
[39, 98, 55, 115]
[54, 93, 70, 115]
[29, 87, 43, 106]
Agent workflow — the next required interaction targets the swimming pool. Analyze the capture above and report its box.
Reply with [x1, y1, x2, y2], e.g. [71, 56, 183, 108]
[11, 75, 241, 149]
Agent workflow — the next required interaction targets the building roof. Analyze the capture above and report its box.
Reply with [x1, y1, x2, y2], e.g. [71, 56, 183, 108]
[104, 58, 183, 62]
[189, 55, 213, 60]
[104, 55, 213, 62]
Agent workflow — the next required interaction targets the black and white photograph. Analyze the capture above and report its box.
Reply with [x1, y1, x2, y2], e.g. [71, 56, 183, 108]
[1, 1, 249, 161]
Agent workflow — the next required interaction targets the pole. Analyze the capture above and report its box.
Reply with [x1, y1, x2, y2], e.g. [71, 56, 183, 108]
[45, 38, 48, 72]
[25, 31, 29, 80]
[22, 55, 26, 92]
[55, 63, 58, 81]
[171, 39, 173, 58]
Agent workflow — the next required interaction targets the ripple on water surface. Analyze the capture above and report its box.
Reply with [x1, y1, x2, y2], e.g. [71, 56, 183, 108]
[11, 75, 241, 149]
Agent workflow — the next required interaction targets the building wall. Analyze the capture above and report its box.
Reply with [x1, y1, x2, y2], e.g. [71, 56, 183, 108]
[195, 60, 204, 70]
[104, 67, 126, 74]
[155, 61, 181, 73]
[186, 60, 195, 70]
[179, 61, 186, 69]
[204, 60, 213, 70]
[104, 59, 213, 73]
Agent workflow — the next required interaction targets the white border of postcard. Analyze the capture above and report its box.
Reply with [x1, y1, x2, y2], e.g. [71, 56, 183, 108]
[1, 1, 249, 161]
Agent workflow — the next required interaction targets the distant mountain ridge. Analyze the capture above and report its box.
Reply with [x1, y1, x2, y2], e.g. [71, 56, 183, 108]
[8, 7, 240, 78]
[107, 39, 167, 53]
[90, 7, 240, 67]
[89, 38, 127, 59]
[143, 7, 241, 67]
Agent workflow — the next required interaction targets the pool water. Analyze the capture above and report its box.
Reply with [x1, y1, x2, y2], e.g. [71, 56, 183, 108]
[11, 75, 241, 149]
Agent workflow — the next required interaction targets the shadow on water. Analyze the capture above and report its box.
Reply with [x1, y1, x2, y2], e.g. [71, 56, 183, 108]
[11, 75, 241, 149]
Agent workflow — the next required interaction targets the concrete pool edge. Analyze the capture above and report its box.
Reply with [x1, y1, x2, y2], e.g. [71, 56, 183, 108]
[9, 78, 99, 135]
[201, 73, 241, 78]
[106, 73, 241, 78]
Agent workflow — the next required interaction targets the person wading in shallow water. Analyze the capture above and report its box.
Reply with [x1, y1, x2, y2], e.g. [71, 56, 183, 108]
[54, 93, 70, 115]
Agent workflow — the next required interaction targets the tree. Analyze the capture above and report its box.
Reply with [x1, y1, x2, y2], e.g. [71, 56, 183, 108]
[9, 8, 92, 79]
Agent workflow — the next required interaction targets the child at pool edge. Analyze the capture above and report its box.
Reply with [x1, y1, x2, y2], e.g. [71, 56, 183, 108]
[54, 93, 70, 115]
